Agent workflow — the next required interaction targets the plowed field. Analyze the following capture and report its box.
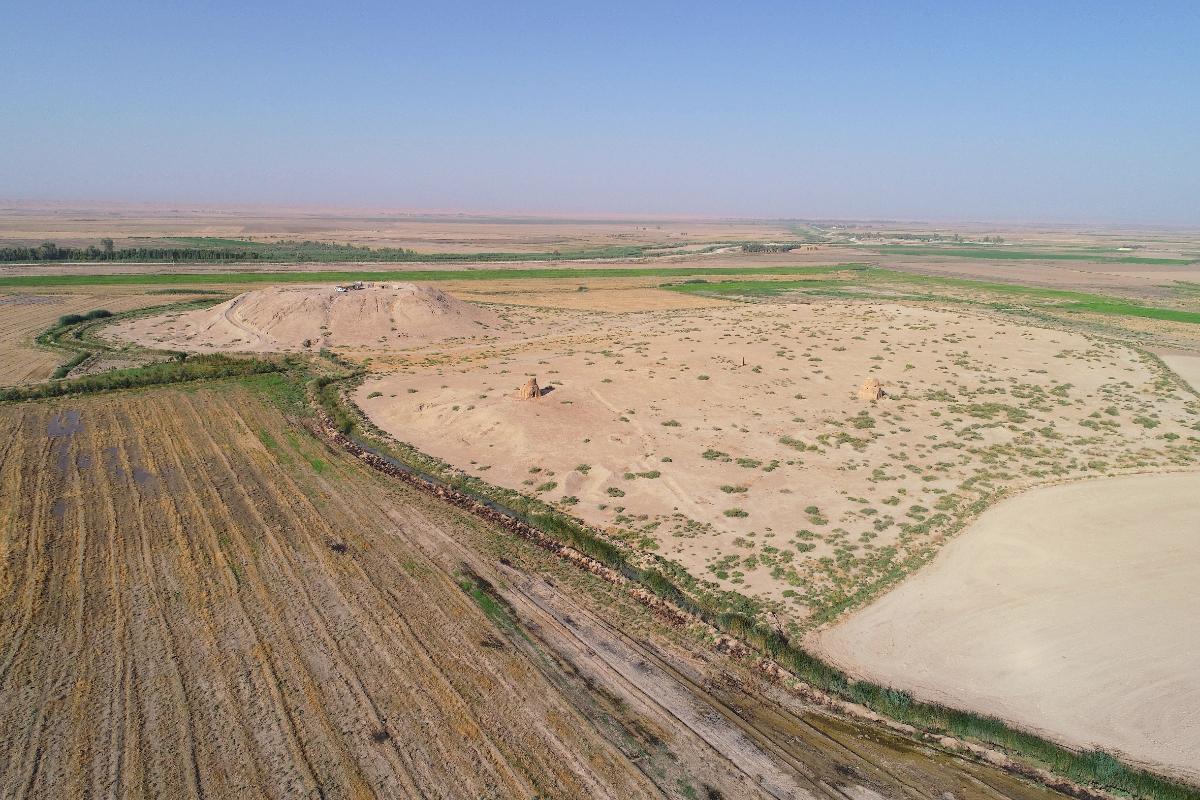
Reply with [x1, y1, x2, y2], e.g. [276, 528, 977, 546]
[0, 382, 1065, 799]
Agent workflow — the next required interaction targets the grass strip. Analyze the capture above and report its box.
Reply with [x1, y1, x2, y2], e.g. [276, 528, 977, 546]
[875, 245, 1195, 266]
[0, 354, 286, 402]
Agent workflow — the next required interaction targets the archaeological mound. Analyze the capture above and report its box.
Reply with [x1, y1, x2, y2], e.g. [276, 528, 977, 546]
[518, 377, 541, 399]
[112, 283, 502, 352]
[857, 377, 884, 401]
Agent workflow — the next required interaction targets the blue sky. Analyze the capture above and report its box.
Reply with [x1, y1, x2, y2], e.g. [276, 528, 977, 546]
[3, 1, 1197, 222]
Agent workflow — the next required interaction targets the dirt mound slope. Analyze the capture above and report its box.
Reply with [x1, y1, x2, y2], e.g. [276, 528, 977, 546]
[114, 283, 504, 352]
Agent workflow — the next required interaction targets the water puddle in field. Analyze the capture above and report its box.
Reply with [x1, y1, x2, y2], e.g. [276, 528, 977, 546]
[51, 498, 66, 519]
[132, 464, 159, 495]
[47, 410, 83, 474]
[102, 446, 125, 480]
[47, 410, 82, 437]
[0, 295, 57, 306]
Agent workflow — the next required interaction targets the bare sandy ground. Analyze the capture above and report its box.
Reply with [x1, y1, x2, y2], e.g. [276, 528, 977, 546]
[811, 471, 1200, 780]
[356, 299, 1200, 623]
[110, 283, 508, 352]
[1160, 353, 1200, 393]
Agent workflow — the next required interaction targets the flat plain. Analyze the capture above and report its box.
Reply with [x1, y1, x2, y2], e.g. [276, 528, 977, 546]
[4, 208, 1200, 798]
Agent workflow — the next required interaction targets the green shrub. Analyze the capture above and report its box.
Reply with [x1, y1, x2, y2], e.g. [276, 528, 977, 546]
[50, 351, 90, 379]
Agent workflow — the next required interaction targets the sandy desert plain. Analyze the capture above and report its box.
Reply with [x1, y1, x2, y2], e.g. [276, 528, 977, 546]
[3, 208, 1200, 799]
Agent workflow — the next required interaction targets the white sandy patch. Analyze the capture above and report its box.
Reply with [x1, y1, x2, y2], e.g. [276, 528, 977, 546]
[1160, 353, 1200, 394]
[812, 471, 1200, 780]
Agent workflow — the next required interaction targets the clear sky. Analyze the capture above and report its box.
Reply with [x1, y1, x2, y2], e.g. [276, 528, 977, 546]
[3, 1, 1198, 223]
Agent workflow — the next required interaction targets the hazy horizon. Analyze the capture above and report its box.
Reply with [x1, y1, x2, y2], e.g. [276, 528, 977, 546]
[4, 2, 1198, 225]
[4, 199, 1199, 233]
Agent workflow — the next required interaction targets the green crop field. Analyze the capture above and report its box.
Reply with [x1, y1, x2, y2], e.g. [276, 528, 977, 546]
[666, 269, 1200, 325]
[874, 245, 1195, 265]
[164, 236, 274, 248]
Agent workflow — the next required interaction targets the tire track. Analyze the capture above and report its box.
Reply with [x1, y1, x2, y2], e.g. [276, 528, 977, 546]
[154, 398, 333, 798]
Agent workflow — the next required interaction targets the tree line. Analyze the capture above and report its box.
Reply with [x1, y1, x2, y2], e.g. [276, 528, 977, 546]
[0, 239, 650, 263]
[1, 240, 283, 262]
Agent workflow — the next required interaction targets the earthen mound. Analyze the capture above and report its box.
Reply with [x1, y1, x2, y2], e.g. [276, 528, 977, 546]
[518, 377, 541, 400]
[113, 283, 502, 352]
[857, 377, 884, 401]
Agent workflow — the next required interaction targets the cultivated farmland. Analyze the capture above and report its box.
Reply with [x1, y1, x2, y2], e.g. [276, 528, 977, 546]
[1, 382, 1074, 798]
